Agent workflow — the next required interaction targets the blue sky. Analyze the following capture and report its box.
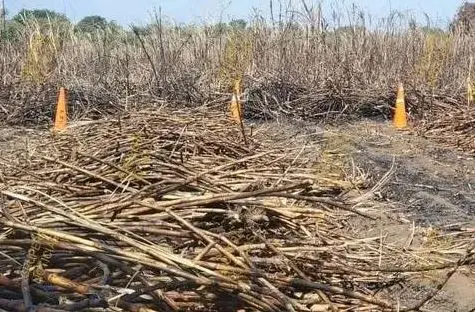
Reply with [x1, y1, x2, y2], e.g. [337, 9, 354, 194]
[4, 0, 466, 27]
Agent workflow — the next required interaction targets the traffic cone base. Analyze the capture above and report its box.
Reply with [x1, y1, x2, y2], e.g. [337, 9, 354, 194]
[393, 84, 407, 129]
[54, 87, 67, 132]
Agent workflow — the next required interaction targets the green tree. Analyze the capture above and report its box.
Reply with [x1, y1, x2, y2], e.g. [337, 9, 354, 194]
[13, 9, 69, 24]
[229, 19, 247, 30]
[210, 22, 228, 34]
[75, 15, 108, 33]
[130, 25, 152, 36]
[1, 20, 22, 41]
[107, 20, 123, 34]
[11, 8, 71, 39]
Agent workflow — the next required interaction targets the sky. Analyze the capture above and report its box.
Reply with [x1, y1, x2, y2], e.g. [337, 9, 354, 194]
[3, 0, 467, 27]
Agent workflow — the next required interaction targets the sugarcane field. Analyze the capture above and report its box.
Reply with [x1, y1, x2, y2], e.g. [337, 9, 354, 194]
[0, 1, 474, 312]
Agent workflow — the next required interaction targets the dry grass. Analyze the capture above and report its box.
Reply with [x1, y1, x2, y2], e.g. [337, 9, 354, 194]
[0, 4, 473, 144]
[0, 106, 472, 311]
[0, 7, 470, 101]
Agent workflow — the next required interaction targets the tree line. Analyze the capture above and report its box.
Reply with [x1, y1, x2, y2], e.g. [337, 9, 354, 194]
[0, 8, 250, 41]
[2, 2, 475, 41]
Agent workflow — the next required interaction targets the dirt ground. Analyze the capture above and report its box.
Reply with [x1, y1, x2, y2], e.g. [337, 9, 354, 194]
[319, 120, 475, 312]
[0, 118, 474, 311]
[253, 117, 475, 311]
[327, 120, 474, 227]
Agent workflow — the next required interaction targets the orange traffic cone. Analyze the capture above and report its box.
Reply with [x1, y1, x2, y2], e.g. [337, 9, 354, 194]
[229, 93, 242, 123]
[393, 83, 407, 129]
[234, 78, 241, 97]
[467, 78, 473, 107]
[54, 87, 68, 131]
[229, 78, 243, 123]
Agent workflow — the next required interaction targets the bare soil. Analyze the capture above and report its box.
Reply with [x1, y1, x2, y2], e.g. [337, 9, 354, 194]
[252, 117, 474, 311]
[336, 120, 475, 227]
[320, 120, 475, 312]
